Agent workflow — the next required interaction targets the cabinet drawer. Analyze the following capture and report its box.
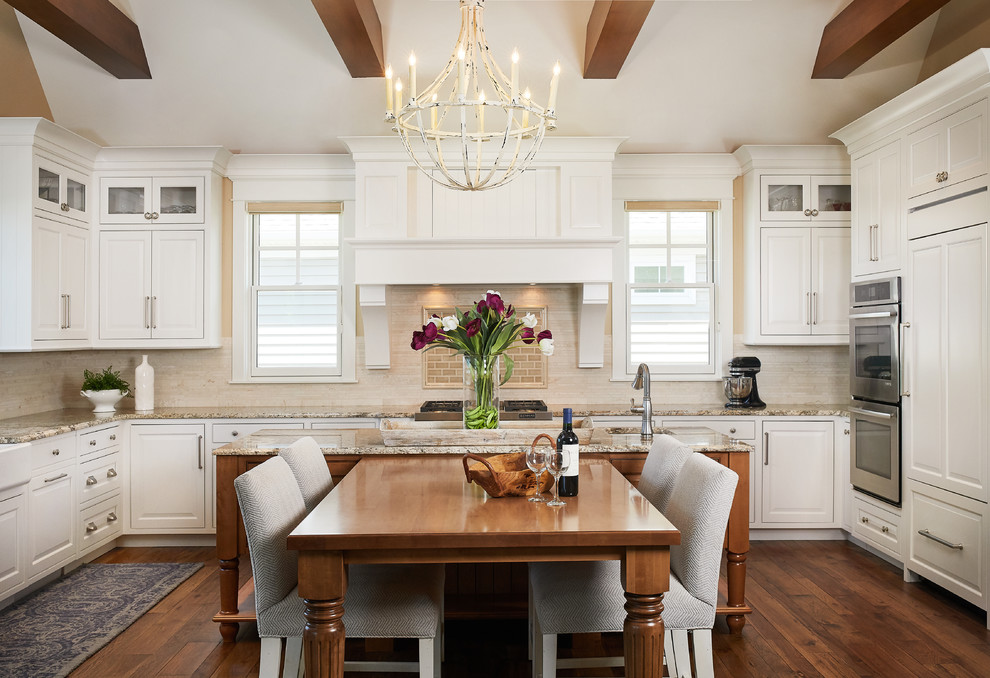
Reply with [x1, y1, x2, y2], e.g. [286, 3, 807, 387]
[31, 436, 76, 471]
[79, 426, 120, 457]
[661, 418, 756, 440]
[211, 422, 303, 443]
[78, 494, 122, 554]
[851, 495, 901, 560]
[908, 481, 985, 607]
[78, 452, 121, 506]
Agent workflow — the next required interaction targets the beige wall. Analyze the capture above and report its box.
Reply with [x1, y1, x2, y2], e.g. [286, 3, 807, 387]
[0, 5, 52, 119]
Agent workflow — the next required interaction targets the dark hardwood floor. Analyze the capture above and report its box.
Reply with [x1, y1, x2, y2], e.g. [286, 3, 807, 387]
[69, 540, 990, 677]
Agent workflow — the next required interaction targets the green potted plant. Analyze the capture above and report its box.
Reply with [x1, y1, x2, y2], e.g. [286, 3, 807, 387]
[81, 366, 131, 414]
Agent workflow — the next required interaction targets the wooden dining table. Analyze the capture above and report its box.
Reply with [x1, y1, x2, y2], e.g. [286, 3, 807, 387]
[287, 455, 681, 678]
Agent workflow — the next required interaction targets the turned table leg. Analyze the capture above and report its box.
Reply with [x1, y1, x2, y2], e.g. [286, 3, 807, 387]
[725, 549, 748, 633]
[623, 545, 668, 678]
[303, 598, 345, 678]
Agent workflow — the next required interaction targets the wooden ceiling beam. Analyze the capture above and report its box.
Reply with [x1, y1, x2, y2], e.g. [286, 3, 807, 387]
[310, 0, 384, 78]
[813, 0, 952, 79]
[4, 0, 150, 79]
[584, 0, 655, 79]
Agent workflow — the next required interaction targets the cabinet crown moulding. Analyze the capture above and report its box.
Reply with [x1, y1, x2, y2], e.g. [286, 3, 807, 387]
[0, 117, 100, 163]
[94, 146, 233, 173]
[732, 145, 851, 173]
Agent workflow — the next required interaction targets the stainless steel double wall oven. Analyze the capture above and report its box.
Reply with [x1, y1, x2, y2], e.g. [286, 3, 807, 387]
[849, 277, 903, 505]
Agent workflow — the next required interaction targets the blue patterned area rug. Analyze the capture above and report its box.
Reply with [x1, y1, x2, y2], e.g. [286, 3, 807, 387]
[0, 562, 203, 678]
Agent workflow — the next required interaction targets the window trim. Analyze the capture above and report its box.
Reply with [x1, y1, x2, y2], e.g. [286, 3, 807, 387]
[231, 200, 357, 384]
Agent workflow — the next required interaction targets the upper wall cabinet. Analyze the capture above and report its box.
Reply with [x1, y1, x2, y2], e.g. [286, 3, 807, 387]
[735, 146, 851, 346]
[906, 97, 987, 204]
[34, 155, 90, 226]
[93, 147, 230, 349]
[0, 118, 100, 351]
[760, 175, 851, 222]
[851, 140, 902, 277]
[100, 176, 205, 225]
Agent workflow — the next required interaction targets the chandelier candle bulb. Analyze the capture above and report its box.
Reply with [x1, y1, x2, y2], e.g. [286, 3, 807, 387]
[408, 52, 417, 100]
[522, 88, 531, 128]
[394, 79, 403, 118]
[548, 62, 560, 112]
[511, 49, 519, 101]
[385, 64, 393, 114]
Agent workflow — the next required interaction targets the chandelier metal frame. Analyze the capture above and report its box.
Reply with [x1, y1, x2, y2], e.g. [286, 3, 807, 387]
[385, 0, 559, 192]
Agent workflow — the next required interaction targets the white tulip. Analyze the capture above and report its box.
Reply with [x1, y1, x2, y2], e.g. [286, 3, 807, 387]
[441, 315, 459, 332]
[539, 338, 555, 356]
[521, 312, 538, 329]
[486, 289, 500, 297]
[428, 316, 442, 328]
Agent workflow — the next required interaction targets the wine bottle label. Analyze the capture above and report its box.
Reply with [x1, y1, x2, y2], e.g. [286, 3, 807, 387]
[561, 444, 579, 477]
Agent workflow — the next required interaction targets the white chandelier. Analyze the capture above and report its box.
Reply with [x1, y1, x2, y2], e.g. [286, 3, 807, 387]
[385, 0, 560, 192]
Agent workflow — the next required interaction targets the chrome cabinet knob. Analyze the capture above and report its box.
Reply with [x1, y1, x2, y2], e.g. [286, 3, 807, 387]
[52, 448, 59, 456]
[811, 209, 819, 217]
[881, 525, 889, 533]
[232, 431, 239, 437]
[144, 212, 153, 220]
[90, 439, 97, 446]
[861, 516, 869, 524]
[60, 202, 69, 211]
[729, 427, 737, 434]
[109, 434, 116, 441]
[803, 208, 812, 216]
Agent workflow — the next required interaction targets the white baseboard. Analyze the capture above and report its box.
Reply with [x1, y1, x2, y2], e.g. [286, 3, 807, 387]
[750, 528, 847, 541]
[117, 534, 216, 547]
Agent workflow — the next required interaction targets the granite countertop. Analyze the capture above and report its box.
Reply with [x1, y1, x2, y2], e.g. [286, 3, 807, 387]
[211, 425, 751, 457]
[0, 403, 849, 445]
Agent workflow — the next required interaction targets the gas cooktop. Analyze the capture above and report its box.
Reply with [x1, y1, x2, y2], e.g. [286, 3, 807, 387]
[414, 399, 552, 421]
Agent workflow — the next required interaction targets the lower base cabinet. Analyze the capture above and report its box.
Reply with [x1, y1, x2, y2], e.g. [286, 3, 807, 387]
[128, 423, 207, 532]
[851, 492, 902, 562]
[761, 420, 835, 526]
[0, 487, 27, 598]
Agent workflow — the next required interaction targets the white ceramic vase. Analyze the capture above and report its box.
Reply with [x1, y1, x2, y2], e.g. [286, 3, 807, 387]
[134, 355, 155, 411]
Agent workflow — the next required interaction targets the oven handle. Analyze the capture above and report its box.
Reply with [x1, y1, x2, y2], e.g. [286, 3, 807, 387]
[848, 406, 893, 419]
[900, 322, 911, 397]
[849, 311, 897, 319]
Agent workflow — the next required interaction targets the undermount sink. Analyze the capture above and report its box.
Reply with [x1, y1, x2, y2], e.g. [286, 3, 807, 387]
[605, 427, 670, 437]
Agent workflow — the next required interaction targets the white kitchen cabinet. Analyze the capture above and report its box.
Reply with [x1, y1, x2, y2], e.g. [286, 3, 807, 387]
[34, 154, 90, 225]
[128, 423, 208, 532]
[761, 420, 835, 525]
[32, 218, 88, 341]
[851, 140, 902, 276]
[904, 223, 987, 502]
[851, 492, 902, 563]
[759, 174, 851, 222]
[27, 435, 78, 579]
[0, 486, 28, 598]
[98, 230, 205, 342]
[907, 97, 987, 202]
[100, 176, 205, 225]
[758, 227, 850, 339]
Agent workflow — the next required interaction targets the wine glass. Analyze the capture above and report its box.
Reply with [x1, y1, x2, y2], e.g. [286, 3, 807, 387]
[526, 446, 547, 503]
[545, 449, 570, 507]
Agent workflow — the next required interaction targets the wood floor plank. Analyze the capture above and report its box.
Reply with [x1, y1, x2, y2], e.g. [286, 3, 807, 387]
[59, 541, 990, 678]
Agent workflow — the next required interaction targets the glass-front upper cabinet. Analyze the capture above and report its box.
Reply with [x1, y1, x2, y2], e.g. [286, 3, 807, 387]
[100, 176, 205, 225]
[760, 175, 851, 223]
[34, 156, 90, 226]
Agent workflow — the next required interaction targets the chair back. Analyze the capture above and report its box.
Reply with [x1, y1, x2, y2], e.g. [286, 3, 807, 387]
[665, 453, 738, 610]
[279, 436, 333, 511]
[234, 456, 307, 616]
[638, 434, 694, 514]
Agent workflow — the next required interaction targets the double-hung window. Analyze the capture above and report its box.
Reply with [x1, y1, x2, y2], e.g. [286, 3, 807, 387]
[625, 201, 719, 375]
[248, 203, 341, 378]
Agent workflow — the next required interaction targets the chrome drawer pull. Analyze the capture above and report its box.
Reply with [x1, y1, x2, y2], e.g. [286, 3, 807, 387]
[107, 512, 117, 522]
[86, 476, 98, 486]
[90, 439, 97, 446]
[861, 516, 869, 524]
[881, 526, 889, 533]
[52, 448, 60, 456]
[86, 522, 98, 533]
[918, 529, 963, 550]
[44, 472, 68, 483]
[109, 434, 116, 441]
[107, 468, 118, 478]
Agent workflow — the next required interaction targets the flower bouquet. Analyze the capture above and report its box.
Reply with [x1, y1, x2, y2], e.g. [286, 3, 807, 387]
[411, 290, 554, 429]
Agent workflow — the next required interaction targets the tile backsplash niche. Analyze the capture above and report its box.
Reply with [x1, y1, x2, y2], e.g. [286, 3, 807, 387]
[0, 284, 848, 420]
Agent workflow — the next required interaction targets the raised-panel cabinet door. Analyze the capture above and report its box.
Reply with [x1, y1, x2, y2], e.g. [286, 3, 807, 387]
[27, 467, 76, 577]
[944, 99, 987, 185]
[60, 226, 88, 339]
[761, 421, 834, 524]
[874, 143, 902, 272]
[151, 231, 204, 339]
[128, 424, 206, 531]
[99, 231, 152, 339]
[811, 227, 850, 336]
[851, 154, 877, 275]
[760, 227, 811, 335]
[32, 220, 63, 339]
[0, 491, 27, 597]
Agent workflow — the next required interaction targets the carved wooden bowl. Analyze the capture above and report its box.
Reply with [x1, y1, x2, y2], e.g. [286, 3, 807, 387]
[462, 435, 556, 498]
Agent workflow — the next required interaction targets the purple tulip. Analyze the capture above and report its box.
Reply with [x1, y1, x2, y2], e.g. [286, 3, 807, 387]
[423, 322, 438, 341]
[486, 292, 505, 315]
[521, 327, 535, 344]
[466, 318, 482, 337]
[476, 298, 488, 313]
[505, 304, 515, 318]
[410, 330, 428, 350]
[538, 329, 553, 342]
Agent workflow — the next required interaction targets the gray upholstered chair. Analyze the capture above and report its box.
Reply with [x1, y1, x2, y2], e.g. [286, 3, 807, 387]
[277, 436, 333, 511]
[528, 452, 738, 678]
[637, 434, 696, 514]
[235, 455, 443, 678]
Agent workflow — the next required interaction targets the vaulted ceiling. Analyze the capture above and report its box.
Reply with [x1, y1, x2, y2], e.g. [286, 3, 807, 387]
[7, 0, 990, 154]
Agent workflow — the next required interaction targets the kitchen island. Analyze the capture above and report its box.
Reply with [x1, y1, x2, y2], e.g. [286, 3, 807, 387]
[212, 425, 753, 641]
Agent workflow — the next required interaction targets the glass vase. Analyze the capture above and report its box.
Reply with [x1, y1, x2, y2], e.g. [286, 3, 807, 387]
[463, 355, 500, 429]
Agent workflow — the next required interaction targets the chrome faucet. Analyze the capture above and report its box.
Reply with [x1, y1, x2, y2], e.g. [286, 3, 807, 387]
[630, 363, 653, 440]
